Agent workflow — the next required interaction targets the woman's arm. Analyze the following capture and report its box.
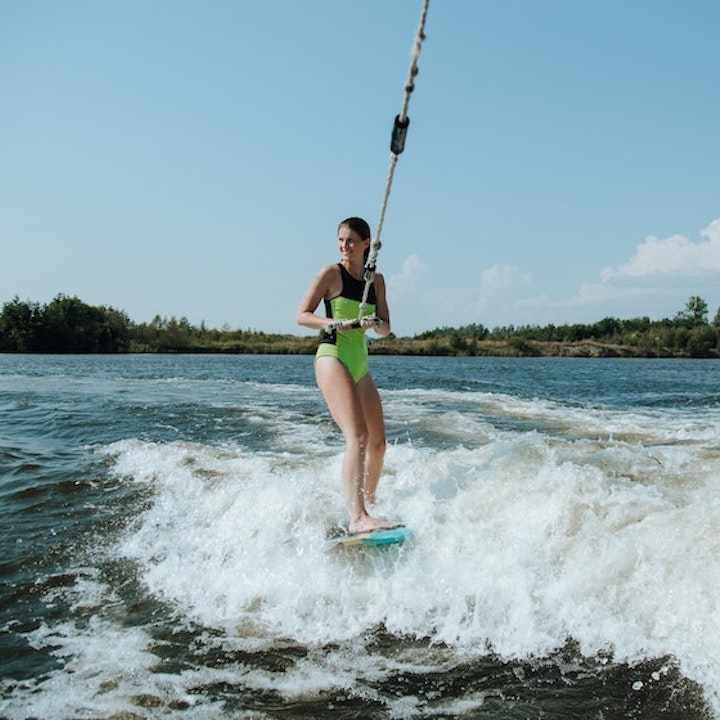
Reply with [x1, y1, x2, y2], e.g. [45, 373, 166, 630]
[296, 265, 339, 331]
[368, 273, 392, 337]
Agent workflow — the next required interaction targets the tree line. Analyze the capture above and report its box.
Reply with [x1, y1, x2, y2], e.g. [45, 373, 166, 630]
[1, 293, 720, 357]
[409, 296, 720, 358]
[0, 295, 132, 353]
[0, 294, 317, 354]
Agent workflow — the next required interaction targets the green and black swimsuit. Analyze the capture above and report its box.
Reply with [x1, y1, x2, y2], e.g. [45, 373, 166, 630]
[315, 263, 377, 383]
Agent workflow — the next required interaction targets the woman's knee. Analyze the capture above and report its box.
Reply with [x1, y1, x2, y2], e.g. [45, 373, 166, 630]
[368, 433, 386, 457]
[344, 423, 369, 450]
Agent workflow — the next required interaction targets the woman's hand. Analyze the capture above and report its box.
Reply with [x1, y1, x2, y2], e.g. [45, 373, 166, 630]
[360, 314, 384, 330]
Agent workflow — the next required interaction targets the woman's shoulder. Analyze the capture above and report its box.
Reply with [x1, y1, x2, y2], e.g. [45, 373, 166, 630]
[311, 263, 342, 297]
[315, 262, 341, 281]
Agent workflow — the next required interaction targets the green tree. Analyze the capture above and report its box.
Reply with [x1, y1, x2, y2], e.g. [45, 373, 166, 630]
[40, 295, 131, 352]
[592, 317, 623, 341]
[686, 326, 717, 357]
[675, 296, 708, 327]
[0, 297, 42, 351]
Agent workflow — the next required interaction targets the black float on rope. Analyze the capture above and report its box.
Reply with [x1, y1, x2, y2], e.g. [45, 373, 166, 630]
[390, 115, 411, 155]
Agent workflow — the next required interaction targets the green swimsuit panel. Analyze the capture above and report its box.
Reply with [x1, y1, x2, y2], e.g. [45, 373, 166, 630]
[315, 264, 376, 383]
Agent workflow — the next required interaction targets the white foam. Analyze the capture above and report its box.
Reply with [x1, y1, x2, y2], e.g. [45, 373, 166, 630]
[1, 578, 226, 720]
[5, 395, 719, 718]
[93, 411, 720, 713]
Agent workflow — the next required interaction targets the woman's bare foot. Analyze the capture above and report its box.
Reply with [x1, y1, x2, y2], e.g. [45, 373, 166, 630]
[348, 513, 401, 536]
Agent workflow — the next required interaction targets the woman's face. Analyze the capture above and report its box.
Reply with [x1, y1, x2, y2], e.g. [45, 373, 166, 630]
[338, 224, 369, 263]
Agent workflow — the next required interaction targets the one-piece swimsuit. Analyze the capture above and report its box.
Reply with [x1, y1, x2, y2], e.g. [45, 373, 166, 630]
[315, 263, 376, 383]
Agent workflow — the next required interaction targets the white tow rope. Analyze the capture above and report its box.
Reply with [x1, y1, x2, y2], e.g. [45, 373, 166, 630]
[357, 0, 431, 321]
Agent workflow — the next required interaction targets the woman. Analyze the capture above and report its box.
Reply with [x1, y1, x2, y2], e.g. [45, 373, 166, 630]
[296, 217, 399, 535]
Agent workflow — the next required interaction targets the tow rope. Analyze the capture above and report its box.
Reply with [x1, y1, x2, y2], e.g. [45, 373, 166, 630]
[357, 0, 431, 320]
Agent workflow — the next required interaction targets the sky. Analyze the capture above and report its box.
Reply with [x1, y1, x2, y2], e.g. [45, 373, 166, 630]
[1, 0, 719, 337]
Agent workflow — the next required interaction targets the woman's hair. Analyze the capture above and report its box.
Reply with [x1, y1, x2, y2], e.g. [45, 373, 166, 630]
[338, 217, 371, 262]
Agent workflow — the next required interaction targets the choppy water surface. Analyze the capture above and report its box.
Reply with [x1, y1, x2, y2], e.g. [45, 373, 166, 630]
[1, 354, 718, 719]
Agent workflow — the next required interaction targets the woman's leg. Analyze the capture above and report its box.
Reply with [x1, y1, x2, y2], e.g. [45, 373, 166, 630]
[315, 356, 366, 525]
[315, 357, 395, 533]
[356, 373, 387, 506]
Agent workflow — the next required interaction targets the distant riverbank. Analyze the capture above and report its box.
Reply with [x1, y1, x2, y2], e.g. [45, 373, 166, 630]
[3, 294, 719, 358]
[120, 335, 714, 359]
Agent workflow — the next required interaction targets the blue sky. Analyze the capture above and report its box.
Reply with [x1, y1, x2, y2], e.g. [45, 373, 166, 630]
[1, 0, 719, 336]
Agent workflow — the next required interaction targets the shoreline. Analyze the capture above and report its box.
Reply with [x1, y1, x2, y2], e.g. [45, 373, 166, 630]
[2, 338, 717, 359]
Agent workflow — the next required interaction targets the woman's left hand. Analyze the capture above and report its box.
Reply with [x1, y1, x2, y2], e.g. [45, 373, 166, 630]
[360, 315, 384, 330]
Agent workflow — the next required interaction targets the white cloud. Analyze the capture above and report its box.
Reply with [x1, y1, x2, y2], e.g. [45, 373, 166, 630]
[392, 221, 720, 333]
[552, 282, 658, 308]
[390, 262, 532, 333]
[471, 264, 532, 314]
[478, 265, 531, 303]
[536, 219, 720, 323]
[387, 253, 426, 298]
[600, 218, 720, 282]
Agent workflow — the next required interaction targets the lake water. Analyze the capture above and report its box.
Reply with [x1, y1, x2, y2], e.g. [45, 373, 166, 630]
[1, 354, 719, 719]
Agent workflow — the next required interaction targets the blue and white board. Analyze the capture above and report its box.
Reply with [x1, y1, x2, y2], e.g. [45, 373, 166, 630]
[331, 526, 413, 549]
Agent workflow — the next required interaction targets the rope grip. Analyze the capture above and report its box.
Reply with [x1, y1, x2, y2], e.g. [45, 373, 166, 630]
[326, 314, 381, 332]
[390, 115, 410, 155]
[326, 318, 361, 332]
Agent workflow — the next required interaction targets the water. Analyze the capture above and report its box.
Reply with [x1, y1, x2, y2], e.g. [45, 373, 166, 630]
[1, 354, 718, 719]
